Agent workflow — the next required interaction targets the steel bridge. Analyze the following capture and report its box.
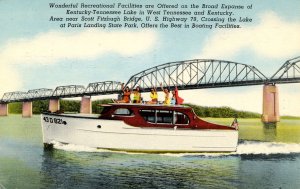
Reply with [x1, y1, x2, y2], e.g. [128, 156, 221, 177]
[0, 81, 123, 103]
[1, 57, 299, 103]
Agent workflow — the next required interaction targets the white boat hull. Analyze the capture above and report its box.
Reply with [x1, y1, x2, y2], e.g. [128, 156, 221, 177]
[41, 113, 239, 152]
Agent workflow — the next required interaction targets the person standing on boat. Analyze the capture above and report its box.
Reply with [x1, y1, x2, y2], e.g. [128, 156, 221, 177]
[116, 83, 131, 103]
[132, 86, 142, 103]
[160, 83, 170, 105]
[148, 87, 158, 104]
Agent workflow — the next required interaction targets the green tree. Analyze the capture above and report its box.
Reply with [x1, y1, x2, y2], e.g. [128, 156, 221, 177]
[92, 99, 113, 114]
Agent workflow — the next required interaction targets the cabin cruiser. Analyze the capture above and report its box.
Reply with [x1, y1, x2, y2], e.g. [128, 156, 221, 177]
[41, 103, 238, 152]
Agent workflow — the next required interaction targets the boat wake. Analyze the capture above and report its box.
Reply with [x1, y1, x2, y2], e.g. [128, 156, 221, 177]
[236, 141, 300, 155]
[52, 140, 300, 156]
[51, 141, 116, 153]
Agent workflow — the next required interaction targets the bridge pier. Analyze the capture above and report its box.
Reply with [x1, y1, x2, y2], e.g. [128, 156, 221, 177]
[22, 101, 32, 118]
[0, 104, 8, 116]
[262, 84, 280, 123]
[80, 96, 92, 114]
[49, 99, 60, 113]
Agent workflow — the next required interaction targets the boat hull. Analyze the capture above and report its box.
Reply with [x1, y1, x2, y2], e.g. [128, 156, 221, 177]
[41, 113, 238, 153]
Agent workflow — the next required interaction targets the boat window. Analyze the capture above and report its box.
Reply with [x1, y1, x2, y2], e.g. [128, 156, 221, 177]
[156, 110, 173, 124]
[174, 111, 189, 125]
[113, 108, 132, 116]
[139, 110, 189, 125]
[139, 110, 173, 124]
[139, 110, 155, 122]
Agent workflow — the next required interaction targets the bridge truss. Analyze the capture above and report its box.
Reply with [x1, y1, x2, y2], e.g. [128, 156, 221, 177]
[270, 56, 300, 84]
[125, 59, 268, 91]
[26, 89, 54, 100]
[52, 85, 86, 98]
[84, 81, 123, 95]
[1, 91, 28, 103]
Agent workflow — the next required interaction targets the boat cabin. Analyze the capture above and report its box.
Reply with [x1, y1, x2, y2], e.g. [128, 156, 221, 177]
[99, 103, 235, 130]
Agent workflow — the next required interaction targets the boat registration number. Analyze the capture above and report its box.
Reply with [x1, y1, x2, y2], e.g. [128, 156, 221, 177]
[43, 116, 67, 125]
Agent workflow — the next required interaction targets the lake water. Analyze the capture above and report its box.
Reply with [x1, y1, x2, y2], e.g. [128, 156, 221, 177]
[0, 115, 300, 189]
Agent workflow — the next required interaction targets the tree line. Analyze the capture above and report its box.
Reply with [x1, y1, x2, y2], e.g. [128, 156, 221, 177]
[7, 99, 260, 118]
[184, 103, 260, 118]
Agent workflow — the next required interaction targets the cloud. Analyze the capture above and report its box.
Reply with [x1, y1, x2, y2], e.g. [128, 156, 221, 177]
[0, 29, 157, 96]
[0, 64, 22, 96]
[278, 84, 300, 116]
[197, 11, 300, 59]
[181, 87, 263, 114]
[167, 85, 299, 116]
[0, 29, 157, 65]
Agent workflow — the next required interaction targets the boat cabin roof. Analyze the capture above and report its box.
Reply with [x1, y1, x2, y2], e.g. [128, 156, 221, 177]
[100, 103, 192, 110]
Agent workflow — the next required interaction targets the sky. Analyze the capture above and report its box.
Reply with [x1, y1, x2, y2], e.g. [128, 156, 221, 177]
[0, 0, 299, 116]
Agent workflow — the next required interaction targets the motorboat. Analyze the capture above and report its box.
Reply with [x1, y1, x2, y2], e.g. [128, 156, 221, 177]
[41, 103, 238, 153]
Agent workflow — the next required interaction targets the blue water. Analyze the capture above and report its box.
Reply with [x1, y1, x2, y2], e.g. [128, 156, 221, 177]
[1, 115, 300, 189]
